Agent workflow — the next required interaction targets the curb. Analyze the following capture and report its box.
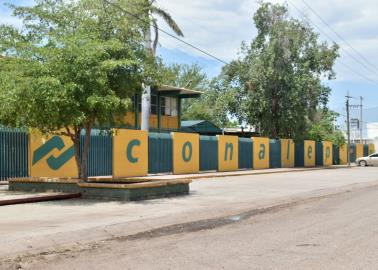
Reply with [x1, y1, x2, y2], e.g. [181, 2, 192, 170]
[0, 193, 81, 206]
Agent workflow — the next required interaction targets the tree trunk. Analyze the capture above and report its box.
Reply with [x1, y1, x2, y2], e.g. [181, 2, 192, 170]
[71, 125, 91, 182]
[80, 124, 92, 181]
[141, 12, 153, 131]
[72, 130, 82, 181]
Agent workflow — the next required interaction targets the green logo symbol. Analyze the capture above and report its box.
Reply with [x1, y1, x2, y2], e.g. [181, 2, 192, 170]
[182, 141, 192, 162]
[286, 140, 291, 160]
[32, 136, 75, 170]
[259, 144, 265, 160]
[326, 147, 331, 159]
[127, 139, 141, 163]
[224, 142, 233, 161]
[308, 145, 313, 159]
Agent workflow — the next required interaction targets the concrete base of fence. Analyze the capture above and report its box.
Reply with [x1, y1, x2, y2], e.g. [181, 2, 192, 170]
[8, 178, 191, 202]
[78, 180, 190, 201]
[9, 178, 80, 193]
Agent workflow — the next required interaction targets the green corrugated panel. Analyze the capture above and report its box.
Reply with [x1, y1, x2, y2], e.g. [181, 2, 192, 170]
[148, 132, 173, 174]
[238, 138, 253, 169]
[349, 144, 356, 163]
[80, 130, 112, 177]
[200, 135, 218, 171]
[0, 127, 29, 180]
[295, 142, 304, 167]
[363, 144, 369, 156]
[269, 139, 281, 168]
[333, 145, 340, 165]
[315, 142, 323, 166]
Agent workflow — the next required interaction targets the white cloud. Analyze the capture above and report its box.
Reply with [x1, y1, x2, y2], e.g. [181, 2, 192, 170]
[155, 0, 378, 83]
[2, 0, 378, 83]
[156, 0, 258, 62]
[0, 13, 22, 28]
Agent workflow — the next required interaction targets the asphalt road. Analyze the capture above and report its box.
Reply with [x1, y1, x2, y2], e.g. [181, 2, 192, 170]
[5, 178, 378, 270]
[1, 167, 378, 269]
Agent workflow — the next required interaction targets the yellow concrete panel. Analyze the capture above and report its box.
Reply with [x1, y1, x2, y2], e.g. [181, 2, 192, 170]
[304, 140, 316, 167]
[160, 116, 169, 129]
[123, 111, 135, 127]
[217, 135, 239, 172]
[149, 115, 158, 128]
[323, 141, 333, 166]
[168, 116, 179, 129]
[113, 129, 148, 178]
[368, 144, 376, 155]
[172, 132, 199, 174]
[252, 137, 270, 169]
[339, 144, 348, 165]
[356, 144, 364, 158]
[29, 130, 78, 178]
[281, 139, 295, 168]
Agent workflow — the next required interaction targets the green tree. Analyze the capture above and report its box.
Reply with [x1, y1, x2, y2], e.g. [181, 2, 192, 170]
[224, 2, 339, 139]
[159, 63, 208, 90]
[307, 110, 345, 146]
[0, 0, 154, 180]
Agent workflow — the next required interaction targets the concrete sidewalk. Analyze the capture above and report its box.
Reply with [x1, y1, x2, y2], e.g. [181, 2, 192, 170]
[0, 166, 376, 260]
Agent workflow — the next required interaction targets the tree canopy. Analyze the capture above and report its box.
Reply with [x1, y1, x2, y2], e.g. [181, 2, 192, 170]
[223, 2, 339, 139]
[0, 0, 156, 180]
[307, 110, 345, 146]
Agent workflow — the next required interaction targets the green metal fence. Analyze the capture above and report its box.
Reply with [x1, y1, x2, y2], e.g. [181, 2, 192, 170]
[294, 142, 305, 167]
[349, 144, 356, 163]
[80, 130, 112, 177]
[269, 139, 281, 168]
[0, 128, 29, 180]
[200, 135, 218, 171]
[333, 145, 340, 165]
[238, 138, 253, 169]
[148, 132, 173, 174]
[363, 144, 369, 157]
[2, 126, 375, 179]
[315, 142, 323, 166]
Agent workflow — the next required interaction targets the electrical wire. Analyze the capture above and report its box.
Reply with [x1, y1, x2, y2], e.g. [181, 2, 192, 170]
[287, 0, 378, 86]
[300, 0, 378, 73]
[102, 0, 229, 65]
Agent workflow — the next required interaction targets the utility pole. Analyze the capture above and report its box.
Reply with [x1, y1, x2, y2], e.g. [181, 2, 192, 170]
[141, 12, 152, 131]
[346, 94, 351, 166]
[360, 96, 363, 144]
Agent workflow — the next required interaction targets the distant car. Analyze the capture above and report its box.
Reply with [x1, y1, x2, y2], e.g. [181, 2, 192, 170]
[356, 153, 378, 166]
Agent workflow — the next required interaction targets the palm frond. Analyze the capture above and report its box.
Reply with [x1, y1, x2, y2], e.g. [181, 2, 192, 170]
[150, 6, 184, 37]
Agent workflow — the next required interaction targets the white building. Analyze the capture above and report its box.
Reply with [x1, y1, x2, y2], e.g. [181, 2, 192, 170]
[367, 122, 378, 150]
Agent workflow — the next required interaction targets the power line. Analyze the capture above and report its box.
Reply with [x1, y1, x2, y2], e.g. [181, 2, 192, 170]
[300, 0, 378, 73]
[364, 106, 378, 110]
[286, 0, 378, 86]
[337, 112, 373, 125]
[337, 62, 378, 85]
[102, 0, 229, 65]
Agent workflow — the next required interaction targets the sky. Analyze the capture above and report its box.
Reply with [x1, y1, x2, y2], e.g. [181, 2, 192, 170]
[1, 0, 378, 136]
